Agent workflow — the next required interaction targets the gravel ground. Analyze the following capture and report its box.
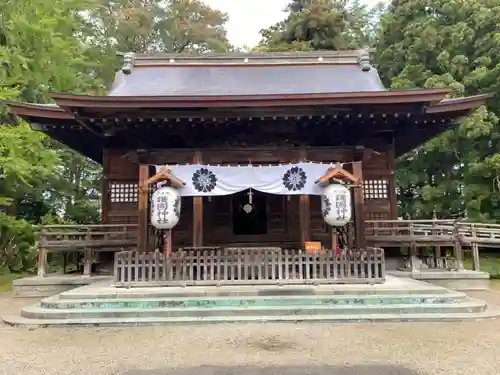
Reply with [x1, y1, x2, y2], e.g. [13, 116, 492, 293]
[1, 290, 500, 375]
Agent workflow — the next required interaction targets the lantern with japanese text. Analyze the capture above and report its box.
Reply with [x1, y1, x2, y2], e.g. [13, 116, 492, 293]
[321, 183, 352, 226]
[150, 186, 181, 229]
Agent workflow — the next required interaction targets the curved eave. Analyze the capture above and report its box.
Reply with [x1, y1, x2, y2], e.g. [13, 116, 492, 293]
[6, 101, 75, 119]
[50, 88, 450, 109]
[396, 93, 493, 156]
[4, 102, 102, 163]
[425, 93, 493, 114]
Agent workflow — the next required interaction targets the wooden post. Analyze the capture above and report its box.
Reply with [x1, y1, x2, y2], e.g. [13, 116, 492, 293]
[387, 148, 398, 220]
[453, 220, 464, 270]
[138, 163, 149, 253]
[331, 228, 338, 250]
[38, 228, 47, 277]
[299, 150, 310, 247]
[471, 225, 480, 271]
[101, 149, 110, 224]
[193, 151, 203, 247]
[472, 243, 480, 271]
[163, 230, 172, 257]
[352, 161, 366, 249]
[83, 228, 92, 276]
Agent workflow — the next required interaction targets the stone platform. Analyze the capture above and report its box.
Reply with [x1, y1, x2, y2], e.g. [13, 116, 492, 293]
[390, 270, 490, 290]
[3, 276, 500, 327]
[12, 275, 112, 298]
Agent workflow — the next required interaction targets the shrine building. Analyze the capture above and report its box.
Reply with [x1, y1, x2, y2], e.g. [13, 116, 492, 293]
[7, 50, 489, 259]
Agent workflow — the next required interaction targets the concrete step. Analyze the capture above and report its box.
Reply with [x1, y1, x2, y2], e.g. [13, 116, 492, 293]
[4, 302, 500, 327]
[21, 298, 487, 320]
[57, 280, 457, 300]
[40, 292, 468, 310]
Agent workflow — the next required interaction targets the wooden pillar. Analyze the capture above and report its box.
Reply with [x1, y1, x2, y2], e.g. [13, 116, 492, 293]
[387, 148, 398, 220]
[331, 228, 338, 250]
[193, 151, 203, 247]
[472, 243, 480, 271]
[299, 150, 310, 247]
[101, 149, 110, 224]
[352, 161, 366, 249]
[453, 221, 464, 270]
[83, 229, 92, 276]
[163, 230, 172, 257]
[138, 163, 149, 253]
[37, 228, 47, 277]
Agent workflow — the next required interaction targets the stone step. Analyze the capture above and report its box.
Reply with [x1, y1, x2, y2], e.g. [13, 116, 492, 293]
[4, 303, 500, 327]
[40, 292, 468, 310]
[57, 280, 456, 300]
[21, 299, 487, 320]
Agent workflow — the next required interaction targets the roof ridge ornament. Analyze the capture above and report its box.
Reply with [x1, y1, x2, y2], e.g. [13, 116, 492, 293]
[122, 52, 136, 75]
[358, 49, 372, 72]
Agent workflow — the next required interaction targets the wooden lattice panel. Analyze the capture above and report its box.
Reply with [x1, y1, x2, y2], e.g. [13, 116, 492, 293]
[367, 212, 390, 221]
[109, 182, 139, 203]
[363, 179, 389, 200]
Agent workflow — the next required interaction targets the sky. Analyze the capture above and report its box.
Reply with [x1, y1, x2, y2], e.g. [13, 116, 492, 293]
[202, 0, 382, 48]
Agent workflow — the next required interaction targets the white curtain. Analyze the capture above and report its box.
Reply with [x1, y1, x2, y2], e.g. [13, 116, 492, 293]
[155, 162, 335, 197]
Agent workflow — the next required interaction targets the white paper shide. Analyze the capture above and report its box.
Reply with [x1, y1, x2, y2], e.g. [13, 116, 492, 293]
[321, 184, 352, 226]
[150, 186, 181, 229]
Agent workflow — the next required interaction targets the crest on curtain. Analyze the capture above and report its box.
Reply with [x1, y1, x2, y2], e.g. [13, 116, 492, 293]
[155, 162, 335, 197]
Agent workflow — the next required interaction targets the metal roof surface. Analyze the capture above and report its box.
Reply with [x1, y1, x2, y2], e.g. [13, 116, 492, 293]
[108, 64, 386, 97]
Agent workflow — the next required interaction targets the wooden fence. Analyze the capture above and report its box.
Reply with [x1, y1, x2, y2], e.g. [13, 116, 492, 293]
[113, 247, 386, 286]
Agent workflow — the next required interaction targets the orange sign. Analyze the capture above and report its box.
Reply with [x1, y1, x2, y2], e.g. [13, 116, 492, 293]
[305, 241, 322, 253]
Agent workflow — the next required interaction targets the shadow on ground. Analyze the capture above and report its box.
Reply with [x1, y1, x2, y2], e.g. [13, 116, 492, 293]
[122, 365, 423, 375]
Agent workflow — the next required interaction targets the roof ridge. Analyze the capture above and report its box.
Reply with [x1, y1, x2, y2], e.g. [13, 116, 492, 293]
[119, 49, 373, 74]
[123, 49, 372, 60]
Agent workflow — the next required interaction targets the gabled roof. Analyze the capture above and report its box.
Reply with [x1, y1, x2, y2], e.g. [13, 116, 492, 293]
[109, 50, 385, 97]
[3, 50, 493, 163]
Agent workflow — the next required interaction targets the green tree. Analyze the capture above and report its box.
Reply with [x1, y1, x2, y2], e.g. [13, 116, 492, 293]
[88, 0, 231, 53]
[256, 0, 384, 51]
[375, 0, 500, 221]
[0, 0, 111, 270]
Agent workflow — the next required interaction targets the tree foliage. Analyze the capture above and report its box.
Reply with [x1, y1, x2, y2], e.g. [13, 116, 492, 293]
[256, 0, 500, 224]
[0, 0, 231, 272]
[255, 0, 385, 51]
[374, 0, 500, 221]
[88, 0, 231, 53]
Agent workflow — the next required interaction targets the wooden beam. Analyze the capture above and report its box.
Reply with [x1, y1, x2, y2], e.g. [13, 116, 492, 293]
[124, 146, 375, 165]
[299, 149, 310, 247]
[193, 151, 203, 247]
[138, 163, 149, 252]
[352, 161, 366, 249]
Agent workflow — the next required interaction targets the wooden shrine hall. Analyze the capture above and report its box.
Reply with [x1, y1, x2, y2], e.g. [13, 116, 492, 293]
[6, 50, 491, 285]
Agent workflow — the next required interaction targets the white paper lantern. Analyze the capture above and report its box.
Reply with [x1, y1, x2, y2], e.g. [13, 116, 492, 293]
[150, 186, 181, 229]
[321, 183, 352, 226]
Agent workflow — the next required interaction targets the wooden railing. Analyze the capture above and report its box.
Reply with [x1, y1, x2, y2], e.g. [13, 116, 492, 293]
[37, 224, 137, 277]
[113, 247, 386, 286]
[365, 220, 500, 247]
[366, 220, 500, 272]
[34, 220, 500, 277]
